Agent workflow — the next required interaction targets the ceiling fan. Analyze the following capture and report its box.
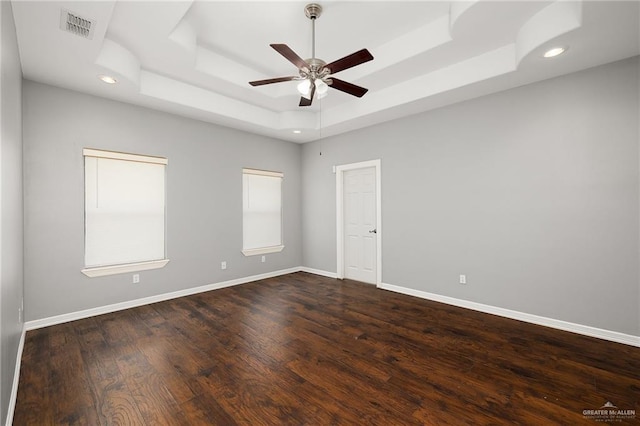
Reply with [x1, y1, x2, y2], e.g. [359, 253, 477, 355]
[249, 3, 374, 107]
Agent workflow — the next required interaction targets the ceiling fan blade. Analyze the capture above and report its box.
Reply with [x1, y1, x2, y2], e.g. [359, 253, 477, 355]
[329, 78, 368, 98]
[324, 49, 374, 74]
[271, 44, 309, 71]
[299, 82, 316, 107]
[249, 76, 297, 86]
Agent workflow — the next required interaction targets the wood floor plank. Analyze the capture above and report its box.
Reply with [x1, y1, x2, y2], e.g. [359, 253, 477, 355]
[134, 335, 204, 405]
[14, 272, 640, 425]
[179, 393, 238, 425]
[13, 345, 56, 425]
[92, 378, 147, 426]
[49, 324, 98, 425]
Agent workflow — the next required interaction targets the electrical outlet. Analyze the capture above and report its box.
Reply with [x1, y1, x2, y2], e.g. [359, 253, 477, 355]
[133, 274, 140, 284]
[221, 261, 227, 270]
[459, 274, 467, 285]
[261, 256, 266, 263]
[18, 308, 22, 323]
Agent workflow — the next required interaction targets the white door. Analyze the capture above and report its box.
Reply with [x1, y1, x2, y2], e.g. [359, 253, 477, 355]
[343, 167, 377, 283]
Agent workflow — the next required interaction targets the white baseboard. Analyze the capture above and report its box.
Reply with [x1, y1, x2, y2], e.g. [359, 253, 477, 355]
[379, 282, 640, 348]
[25, 267, 301, 331]
[298, 267, 338, 279]
[6, 325, 26, 426]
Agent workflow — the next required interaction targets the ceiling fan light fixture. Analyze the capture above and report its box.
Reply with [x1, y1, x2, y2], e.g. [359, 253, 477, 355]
[315, 79, 328, 95]
[297, 79, 312, 97]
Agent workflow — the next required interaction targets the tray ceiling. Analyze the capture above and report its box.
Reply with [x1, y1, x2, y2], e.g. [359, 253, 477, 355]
[12, 1, 640, 143]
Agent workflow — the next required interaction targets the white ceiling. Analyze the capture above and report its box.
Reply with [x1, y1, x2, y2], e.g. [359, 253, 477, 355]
[11, 1, 640, 143]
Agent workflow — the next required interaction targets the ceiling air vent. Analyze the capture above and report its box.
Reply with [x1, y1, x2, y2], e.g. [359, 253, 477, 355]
[60, 9, 96, 40]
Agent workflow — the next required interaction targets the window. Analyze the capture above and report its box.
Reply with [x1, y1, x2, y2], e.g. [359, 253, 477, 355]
[82, 149, 169, 277]
[242, 168, 284, 256]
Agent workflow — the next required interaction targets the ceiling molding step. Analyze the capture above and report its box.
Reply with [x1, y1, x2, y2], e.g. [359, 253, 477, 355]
[449, 0, 481, 33]
[323, 44, 517, 129]
[165, 0, 196, 41]
[95, 38, 141, 88]
[168, 19, 197, 55]
[345, 14, 453, 84]
[139, 70, 278, 127]
[195, 45, 278, 95]
[516, 0, 583, 67]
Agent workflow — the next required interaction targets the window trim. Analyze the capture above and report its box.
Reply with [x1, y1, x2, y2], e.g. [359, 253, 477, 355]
[81, 259, 170, 278]
[241, 168, 284, 257]
[241, 245, 285, 257]
[82, 148, 169, 277]
[82, 148, 168, 165]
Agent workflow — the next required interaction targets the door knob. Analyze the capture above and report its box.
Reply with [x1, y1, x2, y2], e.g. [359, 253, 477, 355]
[369, 229, 377, 234]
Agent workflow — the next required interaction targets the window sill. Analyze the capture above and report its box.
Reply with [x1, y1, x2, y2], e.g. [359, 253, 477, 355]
[242, 245, 284, 257]
[81, 259, 170, 277]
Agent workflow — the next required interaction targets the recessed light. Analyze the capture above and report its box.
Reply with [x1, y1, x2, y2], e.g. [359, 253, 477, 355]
[98, 75, 117, 84]
[543, 47, 567, 58]
[293, 130, 301, 134]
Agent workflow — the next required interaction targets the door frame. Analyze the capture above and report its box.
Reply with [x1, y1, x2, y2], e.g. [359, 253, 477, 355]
[336, 159, 382, 285]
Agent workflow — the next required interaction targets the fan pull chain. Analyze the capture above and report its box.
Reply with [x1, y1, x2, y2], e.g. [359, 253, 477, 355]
[319, 95, 323, 153]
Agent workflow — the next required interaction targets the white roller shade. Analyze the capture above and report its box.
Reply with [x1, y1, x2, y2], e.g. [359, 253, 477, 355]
[242, 169, 283, 255]
[84, 149, 167, 268]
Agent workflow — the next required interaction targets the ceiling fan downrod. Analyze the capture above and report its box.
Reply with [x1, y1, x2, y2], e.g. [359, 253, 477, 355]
[299, 3, 328, 101]
[305, 3, 322, 61]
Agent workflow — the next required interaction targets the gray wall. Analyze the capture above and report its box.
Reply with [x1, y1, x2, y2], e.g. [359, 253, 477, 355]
[1, 1, 24, 423]
[19, 52, 640, 339]
[23, 81, 302, 321]
[302, 57, 639, 336]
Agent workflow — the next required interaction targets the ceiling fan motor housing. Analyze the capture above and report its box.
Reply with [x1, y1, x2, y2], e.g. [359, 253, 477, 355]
[300, 58, 328, 78]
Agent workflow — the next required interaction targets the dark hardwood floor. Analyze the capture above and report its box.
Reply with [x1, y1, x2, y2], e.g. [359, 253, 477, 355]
[14, 272, 640, 425]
